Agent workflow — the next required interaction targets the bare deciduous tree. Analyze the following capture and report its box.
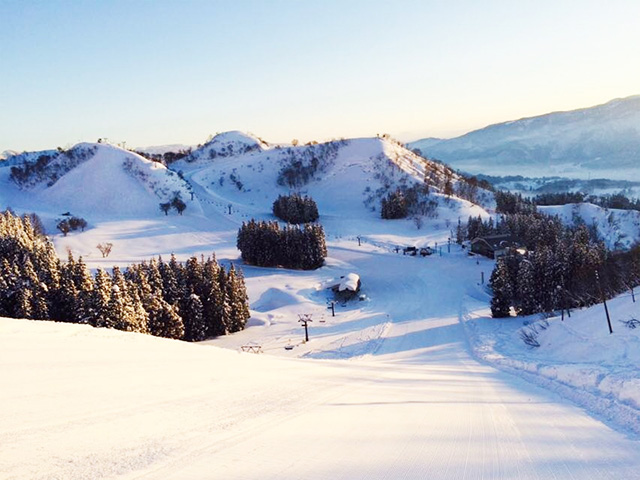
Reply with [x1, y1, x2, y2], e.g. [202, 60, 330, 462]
[97, 242, 113, 258]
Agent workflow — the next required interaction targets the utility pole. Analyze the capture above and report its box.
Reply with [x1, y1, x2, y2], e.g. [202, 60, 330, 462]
[357, 235, 361, 246]
[298, 314, 313, 342]
[595, 271, 613, 334]
[327, 301, 336, 317]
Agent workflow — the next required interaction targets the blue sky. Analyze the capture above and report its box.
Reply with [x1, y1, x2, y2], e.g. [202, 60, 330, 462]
[1, 0, 639, 151]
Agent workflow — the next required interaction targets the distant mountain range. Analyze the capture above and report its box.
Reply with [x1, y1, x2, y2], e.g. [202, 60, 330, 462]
[408, 95, 640, 180]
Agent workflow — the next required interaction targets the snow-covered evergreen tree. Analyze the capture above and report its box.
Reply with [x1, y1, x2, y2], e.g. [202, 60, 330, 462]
[90, 268, 112, 328]
[490, 259, 512, 318]
[182, 291, 206, 342]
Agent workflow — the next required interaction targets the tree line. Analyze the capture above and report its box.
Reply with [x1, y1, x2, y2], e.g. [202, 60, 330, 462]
[533, 191, 640, 211]
[237, 219, 327, 270]
[276, 140, 347, 189]
[0, 210, 249, 341]
[273, 194, 319, 224]
[10, 145, 97, 189]
[495, 189, 640, 213]
[461, 212, 640, 317]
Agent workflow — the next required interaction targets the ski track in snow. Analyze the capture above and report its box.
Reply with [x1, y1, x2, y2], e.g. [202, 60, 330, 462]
[1, 136, 639, 479]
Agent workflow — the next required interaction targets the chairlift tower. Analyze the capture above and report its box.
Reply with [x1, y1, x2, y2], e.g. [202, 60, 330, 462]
[298, 314, 313, 342]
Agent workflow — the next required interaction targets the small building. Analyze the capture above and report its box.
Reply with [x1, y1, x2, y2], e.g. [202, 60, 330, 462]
[329, 273, 361, 301]
[470, 234, 523, 259]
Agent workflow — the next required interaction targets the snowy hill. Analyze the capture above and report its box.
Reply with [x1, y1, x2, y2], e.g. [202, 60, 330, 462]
[0, 149, 19, 161]
[409, 95, 640, 180]
[177, 131, 269, 167]
[134, 143, 194, 156]
[539, 203, 640, 251]
[0, 143, 197, 218]
[180, 135, 492, 232]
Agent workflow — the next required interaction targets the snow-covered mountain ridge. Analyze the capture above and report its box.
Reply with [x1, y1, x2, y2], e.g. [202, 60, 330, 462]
[1, 132, 491, 225]
[409, 95, 640, 180]
[0, 142, 195, 218]
[0, 131, 494, 264]
[173, 134, 493, 227]
[180, 131, 269, 164]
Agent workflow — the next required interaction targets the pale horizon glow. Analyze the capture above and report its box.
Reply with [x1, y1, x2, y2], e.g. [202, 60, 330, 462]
[1, 0, 639, 152]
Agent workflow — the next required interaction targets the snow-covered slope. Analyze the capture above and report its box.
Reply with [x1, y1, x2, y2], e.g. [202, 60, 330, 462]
[134, 143, 194, 155]
[539, 203, 640, 250]
[465, 291, 640, 434]
[180, 135, 492, 232]
[409, 95, 640, 180]
[0, 143, 198, 218]
[177, 131, 269, 167]
[0, 149, 19, 161]
[5, 286, 639, 480]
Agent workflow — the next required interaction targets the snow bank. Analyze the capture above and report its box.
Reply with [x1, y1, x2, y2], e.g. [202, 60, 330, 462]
[461, 292, 640, 435]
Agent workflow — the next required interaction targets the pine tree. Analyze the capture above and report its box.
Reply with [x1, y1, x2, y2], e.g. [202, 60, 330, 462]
[148, 299, 184, 339]
[73, 256, 94, 323]
[202, 256, 225, 336]
[182, 291, 207, 341]
[14, 286, 33, 319]
[104, 267, 148, 333]
[21, 257, 49, 320]
[217, 267, 233, 333]
[184, 256, 204, 296]
[490, 258, 512, 318]
[0, 259, 19, 317]
[127, 281, 149, 334]
[516, 259, 537, 315]
[226, 265, 250, 333]
[133, 261, 183, 339]
[90, 268, 112, 328]
[159, 256, 181, 306]
[55, 256, 79, 322]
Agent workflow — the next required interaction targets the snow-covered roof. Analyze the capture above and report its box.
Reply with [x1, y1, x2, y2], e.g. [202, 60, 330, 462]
[338, 273, 360, 292]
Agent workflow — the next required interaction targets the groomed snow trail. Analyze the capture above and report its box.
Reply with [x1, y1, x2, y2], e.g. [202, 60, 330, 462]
[191, 246, 640, 480]
[2, 245, 639, 479]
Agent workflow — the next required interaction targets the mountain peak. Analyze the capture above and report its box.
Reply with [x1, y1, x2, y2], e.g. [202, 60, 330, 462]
[408, 95, 640, 180]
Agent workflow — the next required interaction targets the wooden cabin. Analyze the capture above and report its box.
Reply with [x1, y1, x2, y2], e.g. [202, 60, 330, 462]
[470, 234, 523, 259]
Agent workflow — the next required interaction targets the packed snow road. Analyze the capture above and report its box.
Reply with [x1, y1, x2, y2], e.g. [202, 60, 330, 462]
[2, 315, 639, 480]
